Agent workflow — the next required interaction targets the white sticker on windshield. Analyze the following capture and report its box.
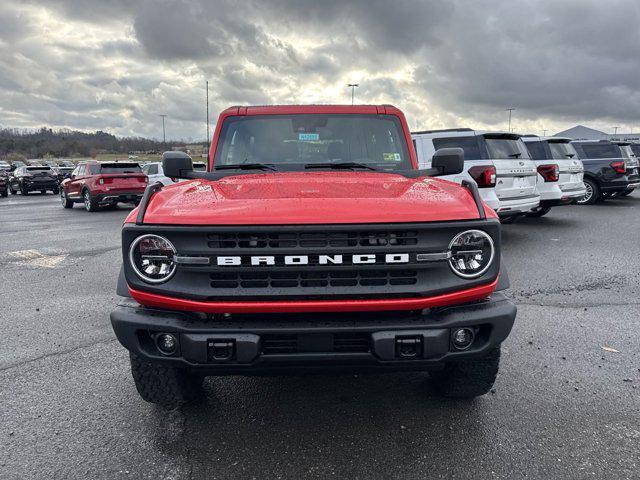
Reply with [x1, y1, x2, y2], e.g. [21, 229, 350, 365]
[298, 133, 320, 141]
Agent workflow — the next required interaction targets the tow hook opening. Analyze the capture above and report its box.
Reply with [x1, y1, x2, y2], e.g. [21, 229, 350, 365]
[208, 339, 236, 361]
[395, 336, 423, 359]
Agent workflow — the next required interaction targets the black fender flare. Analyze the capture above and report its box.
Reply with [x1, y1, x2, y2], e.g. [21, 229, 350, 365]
[116, 265, 131, 298]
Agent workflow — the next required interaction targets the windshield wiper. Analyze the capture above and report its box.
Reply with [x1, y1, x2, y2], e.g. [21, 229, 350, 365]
[304, 162, 378, 171]
[215, 163, 277, 171]
[507, 153, 522, 158]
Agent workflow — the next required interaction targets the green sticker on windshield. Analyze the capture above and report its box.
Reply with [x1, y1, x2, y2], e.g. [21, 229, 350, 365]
[383, 152, 402, 162]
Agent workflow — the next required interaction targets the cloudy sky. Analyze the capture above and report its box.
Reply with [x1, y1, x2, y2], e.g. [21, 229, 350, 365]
[1, 0, 639, 141]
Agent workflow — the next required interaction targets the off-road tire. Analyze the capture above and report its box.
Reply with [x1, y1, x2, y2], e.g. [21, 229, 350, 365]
[577, 178, 599, 205]
[129, 353, 204, 409]
[526, 205, 552, 218]
[60, 189, 73, 208]
[430, 347, 501, 399]
[83, 188, 98, 212]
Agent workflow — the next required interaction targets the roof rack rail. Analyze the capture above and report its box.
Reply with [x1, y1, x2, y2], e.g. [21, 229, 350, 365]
[411, 128, 474, 135]
[520, 134, 539, 138]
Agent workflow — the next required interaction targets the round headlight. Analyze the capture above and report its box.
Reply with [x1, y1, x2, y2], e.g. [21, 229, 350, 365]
[129, 234, 177, 283]
[448, 230, 495, 279]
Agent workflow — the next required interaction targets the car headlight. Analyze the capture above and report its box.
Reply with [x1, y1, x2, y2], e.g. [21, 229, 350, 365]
[448, 230, 495, 279]
[129, 234, 177, 283]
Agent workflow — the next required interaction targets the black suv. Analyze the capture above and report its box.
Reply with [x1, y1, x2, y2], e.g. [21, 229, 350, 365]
[571, 140, 640, 204]
[8, 166, 60, 195]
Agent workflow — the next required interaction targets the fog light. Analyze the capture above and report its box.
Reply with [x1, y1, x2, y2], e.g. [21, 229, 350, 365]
[452, 328, 474, 350]
[156, 333, 177, 355]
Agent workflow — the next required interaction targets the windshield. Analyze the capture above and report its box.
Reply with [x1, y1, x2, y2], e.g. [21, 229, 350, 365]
[547, 141, 577, 160]
[484, 137, 531, 160]
[523, 140, 550, 160]
[213, 114, 411, 171]
[98, 162, 142, 174]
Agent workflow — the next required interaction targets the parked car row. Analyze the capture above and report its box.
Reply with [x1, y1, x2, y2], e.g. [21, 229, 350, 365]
[411, 129, 639, 220]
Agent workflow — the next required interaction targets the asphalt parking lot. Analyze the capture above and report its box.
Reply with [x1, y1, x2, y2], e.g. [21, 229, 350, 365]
[1, 193, 639, 480]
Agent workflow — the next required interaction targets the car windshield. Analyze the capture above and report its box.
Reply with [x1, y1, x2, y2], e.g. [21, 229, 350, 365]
[484, 137, 531, 160]
[578, 143, 621, 159]
[523, 140, 550, 160]
[98, 162, 141, 174]
[213, 114, 412, 171]
[547, 141, 577, 160]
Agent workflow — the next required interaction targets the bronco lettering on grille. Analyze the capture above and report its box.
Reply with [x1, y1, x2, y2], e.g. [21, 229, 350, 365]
[215, 253, 410, 267]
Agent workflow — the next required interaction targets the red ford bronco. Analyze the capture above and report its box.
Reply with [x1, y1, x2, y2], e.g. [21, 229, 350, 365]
[110, 105, 516, 408]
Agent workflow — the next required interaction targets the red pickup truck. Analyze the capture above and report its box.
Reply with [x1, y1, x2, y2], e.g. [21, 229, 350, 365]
[60, 161, 147, 211]
[110, 105, 516, 408]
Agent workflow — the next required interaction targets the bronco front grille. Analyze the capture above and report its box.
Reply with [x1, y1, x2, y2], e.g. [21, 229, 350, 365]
[210, 269, 418, 289]
[207, 230, 419, 249]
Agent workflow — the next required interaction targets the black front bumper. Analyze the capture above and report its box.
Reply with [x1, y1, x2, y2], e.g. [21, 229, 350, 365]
[110, 293, 516, 374]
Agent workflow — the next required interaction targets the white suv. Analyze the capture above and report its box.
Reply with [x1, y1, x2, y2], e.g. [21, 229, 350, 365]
[412, 129, 540, 221]
[521, 136, 586, 216]
[142, 161, 207, 186]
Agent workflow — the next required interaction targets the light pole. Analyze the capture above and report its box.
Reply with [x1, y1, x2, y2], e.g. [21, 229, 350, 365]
[206, 81, 210, 148]
[613, 126, 619, 136]
[159, 114, 167, 145]
[506, 108, 515, 132]
[543, 129, 547, 136]
[348, 83, 359, 105]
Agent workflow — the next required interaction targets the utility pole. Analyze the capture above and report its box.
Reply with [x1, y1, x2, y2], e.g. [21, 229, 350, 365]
[506, 108, 515, 132]
[348, 83, 359, 105]
[543, 129, 547, 136]
[159, 114, 167, 145]
[613, 126, 619, 136]
[206, 81, 210, 148]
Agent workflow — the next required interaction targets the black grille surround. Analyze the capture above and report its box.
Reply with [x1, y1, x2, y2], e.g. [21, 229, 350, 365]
[122, 221, 501, 303]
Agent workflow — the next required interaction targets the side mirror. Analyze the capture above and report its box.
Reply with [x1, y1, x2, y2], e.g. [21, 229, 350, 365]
[162, 151, 193, 179]
[431, 147, 464, 176]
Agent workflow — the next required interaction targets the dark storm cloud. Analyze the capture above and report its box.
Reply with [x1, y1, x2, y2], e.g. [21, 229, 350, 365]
[1, 0, 640, 139]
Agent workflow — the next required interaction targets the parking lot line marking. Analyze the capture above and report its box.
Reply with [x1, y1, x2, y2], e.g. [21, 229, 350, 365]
[7, 249, 68, 268]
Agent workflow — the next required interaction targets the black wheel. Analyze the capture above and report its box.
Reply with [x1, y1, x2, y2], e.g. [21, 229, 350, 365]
[577, 178, 599, 205]
[526, 205, 552, 218]
[9, 185, 17, 195]
[20, 184, 28, 195]
[430, 347, 501, 399]
[0, 189, 7, 198]
[60, 189, 73, 209]
[129, 353, 204, 409]
[52, 187, 59, 195]
[619, 189, 634, 197]
[40, 190, 46, 194]
[83, 188, 98, 212]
